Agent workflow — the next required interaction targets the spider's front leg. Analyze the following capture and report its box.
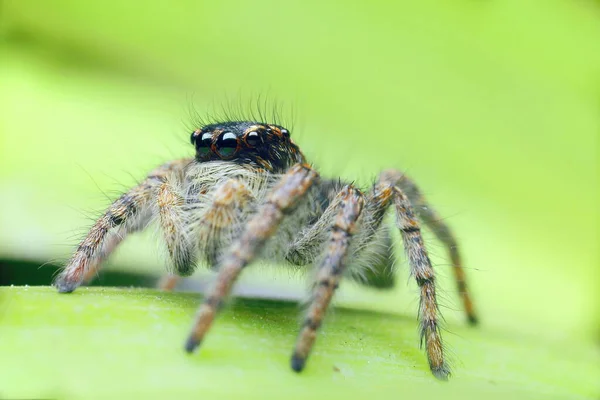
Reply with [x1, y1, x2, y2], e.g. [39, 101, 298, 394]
[157, 177, 255, 289]
[196, 179, 255, 266]
[185, 164, 319, 352]
[157, 179, 197, 277]
[54, 160, 189, 293]
[291, 185, 365, 372]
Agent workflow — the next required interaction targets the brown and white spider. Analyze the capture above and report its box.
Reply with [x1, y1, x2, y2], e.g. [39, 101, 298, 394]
[54, 119, 477, 380]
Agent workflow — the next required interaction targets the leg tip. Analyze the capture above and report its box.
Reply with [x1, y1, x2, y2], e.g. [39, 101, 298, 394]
[290, 353, 306, 373]
[467, 314, 479, 326]
[184, 336, 201, 354]
[54, 277, 79, 293]
[431, 365, 451, 381]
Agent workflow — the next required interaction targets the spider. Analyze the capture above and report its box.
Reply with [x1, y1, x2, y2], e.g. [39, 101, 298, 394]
[54, 119, 477, 380]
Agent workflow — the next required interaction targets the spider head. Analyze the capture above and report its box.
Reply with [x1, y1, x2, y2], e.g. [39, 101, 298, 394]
[190, 121, 305, 172]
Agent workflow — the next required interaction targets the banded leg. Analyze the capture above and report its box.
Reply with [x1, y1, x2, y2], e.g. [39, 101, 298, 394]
[185, 164, 319, 352]
[291, 186, 364, 372]
[382, 175, 449, 380]
[54, 159, 189, 293]
[286, 180, 395, 288]
[382, 170, 477, 325]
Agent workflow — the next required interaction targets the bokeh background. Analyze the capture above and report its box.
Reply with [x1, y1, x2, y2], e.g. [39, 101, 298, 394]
[1, 1, 598, 399]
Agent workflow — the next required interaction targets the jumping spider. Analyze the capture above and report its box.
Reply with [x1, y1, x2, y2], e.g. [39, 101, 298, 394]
[54, 119, 477, 380]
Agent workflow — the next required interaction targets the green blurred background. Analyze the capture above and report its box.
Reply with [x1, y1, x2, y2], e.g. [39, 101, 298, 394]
[0, 0, 598, 399]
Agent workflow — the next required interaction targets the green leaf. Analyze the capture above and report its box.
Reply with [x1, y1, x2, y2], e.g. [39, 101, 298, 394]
[1, 287, 597, 400]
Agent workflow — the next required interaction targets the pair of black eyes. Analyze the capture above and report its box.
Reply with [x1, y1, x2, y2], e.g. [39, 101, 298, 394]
[192, 131, 263, 158]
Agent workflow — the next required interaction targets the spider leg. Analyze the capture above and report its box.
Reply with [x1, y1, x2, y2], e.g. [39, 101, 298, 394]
[54, 159, 189, 293]
[81, 229, 125, 284]
[382, 169, 478, 325]
[185, 163, 319, 353]
[287, 174, 451, 378]
[381, 175, 449, 380]
[196, 179, 254, 266]
[291, 185, 365, 372]
[157, 177, 254, 289]
[286, 179, 395, 288]
[157, 274, 180, 291]
[158, 179, 197, 276]
[284, 182, 342, 266]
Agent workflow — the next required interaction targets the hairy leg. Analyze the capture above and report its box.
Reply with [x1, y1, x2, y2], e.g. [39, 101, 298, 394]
[350, 181, 396, 288]
[382, 169, 477, 324]
[156, 177, 254, 289]
[286, 179, 395, 288]
[284, 181, 342, 266]
[291, 186, 364, 372]
[185, 164, 319, 352]
[355, 231, 395, 289]
[289, 175, 449, 378]
[158, 179, 196, 276]
[54, 159, 190, 293]
[196, 179, 254, 266]
[379, 174, 449, 379]
[81, 229, 125, 284]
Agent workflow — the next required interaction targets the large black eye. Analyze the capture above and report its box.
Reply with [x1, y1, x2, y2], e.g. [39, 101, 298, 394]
[216, 132, 239, 158]
[245, 131, 262, 147]
[281, 128, 290, 138]
[196, 132, 213, 157]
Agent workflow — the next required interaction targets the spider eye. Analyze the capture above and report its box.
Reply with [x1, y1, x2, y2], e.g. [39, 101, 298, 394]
[195, 132, 213, 157]
[216, 132, 239, 158]
[245, 131, 262, 147]
[281, 129, 290, 138]
[200, 133, 213, 145]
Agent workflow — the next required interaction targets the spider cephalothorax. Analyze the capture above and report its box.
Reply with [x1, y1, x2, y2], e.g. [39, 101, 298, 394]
[55, 118, 478, 380]
[190, 121, 304, 172]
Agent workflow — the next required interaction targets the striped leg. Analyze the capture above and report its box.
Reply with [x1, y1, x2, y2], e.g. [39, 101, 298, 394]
[383, 169, 478, 325]
[185, 164, 319, 352]
[54, 159, 189, 293]
[286, 180, 396, 289]
[291, 186, 364, 372]
[83, 178, 189, 291]
[383, 175, 449, 380]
